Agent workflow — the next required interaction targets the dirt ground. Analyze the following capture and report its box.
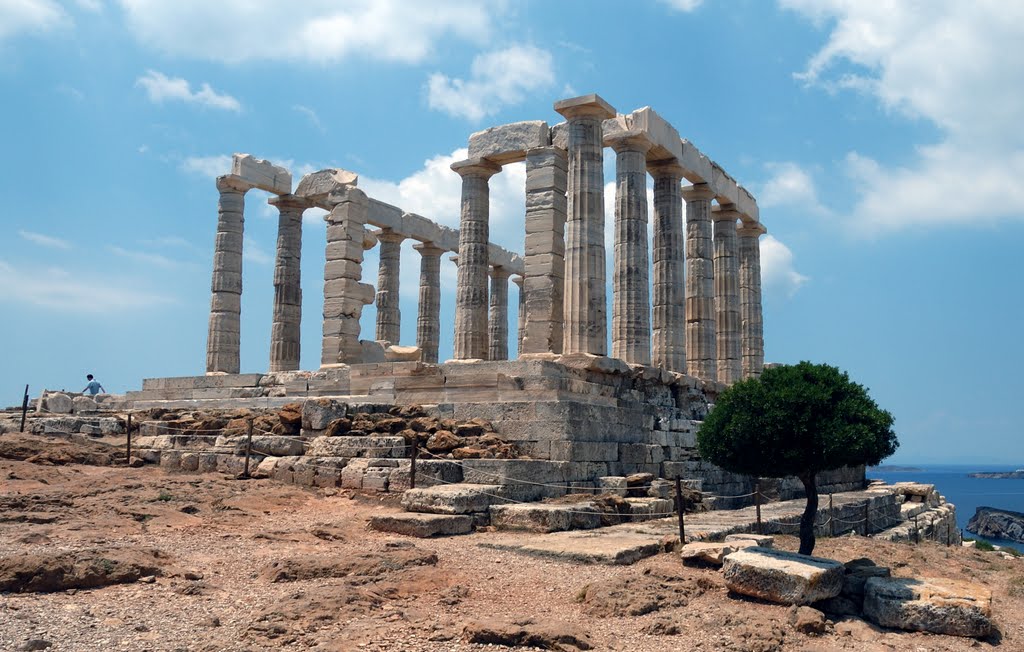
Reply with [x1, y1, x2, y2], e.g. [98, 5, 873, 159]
[1, 433, 1021, 652]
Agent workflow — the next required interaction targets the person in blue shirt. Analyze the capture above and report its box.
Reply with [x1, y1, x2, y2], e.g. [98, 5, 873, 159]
[82, 374, 105, 395]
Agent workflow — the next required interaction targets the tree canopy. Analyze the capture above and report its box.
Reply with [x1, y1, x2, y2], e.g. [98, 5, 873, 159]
[697, 361, 898, 554]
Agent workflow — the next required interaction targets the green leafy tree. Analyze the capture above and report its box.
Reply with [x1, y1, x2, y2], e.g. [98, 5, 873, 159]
[697, 362, 897, 555]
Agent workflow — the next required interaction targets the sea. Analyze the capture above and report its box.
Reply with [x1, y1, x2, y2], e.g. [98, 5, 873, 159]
[869, 464, 1024, 553]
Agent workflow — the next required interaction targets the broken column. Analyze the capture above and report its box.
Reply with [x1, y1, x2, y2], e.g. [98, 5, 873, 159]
[609, 132, 653, 366]
[488, 266, 511, 361]
[555, 93, 616, 356]
[712, 204, 742, 385]
[738, 222, 767, 378]
[521, 146, 567, 355]
[267, 194, 309, 372]
[206, 175, 249, 374]
[683, 183, 717, 381]
[375, 229, 404, 346]
[649, 161, 686, 373]
[413, 242, 444, 364]
[451, 158, 501, 360]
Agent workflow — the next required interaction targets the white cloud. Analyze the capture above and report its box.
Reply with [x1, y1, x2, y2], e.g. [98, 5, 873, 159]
[427, 45, 556, 121]
[292, 104, 324, 133]
[0, 259, 174, 312]
[75, 0, 102, 11]
[783, 0, 1024, 232]
[758, 161, 829, 216]
[118, 0, 493, 64]
[0, 0, 68, 41]
[108, 245, 187, 270]
[19, 230, 72, 249]
[136, 70, 241, 112]
[760, 235, 808, 298]
[659, 0, 703, 11]
[242, 236, 273, 265]
[181, 154, 232, 179]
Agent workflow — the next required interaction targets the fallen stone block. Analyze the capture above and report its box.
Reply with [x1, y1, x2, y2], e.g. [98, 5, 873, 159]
[368, 513, 473, 537]
[864, 576, 993, 638]
[490, 503, 602, 533]
[401, 483, 504, 514]
[232, 153, 291, 195]
[723, 547, 844, 605]
[724, 533, 775, 548]
[680, 541, 754, 567]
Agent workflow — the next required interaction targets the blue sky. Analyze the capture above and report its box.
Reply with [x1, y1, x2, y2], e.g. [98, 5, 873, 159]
[1, 0, 1022, 464]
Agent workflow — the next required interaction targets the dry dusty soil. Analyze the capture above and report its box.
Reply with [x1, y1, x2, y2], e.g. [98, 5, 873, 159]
[2, 433, 1022, 652]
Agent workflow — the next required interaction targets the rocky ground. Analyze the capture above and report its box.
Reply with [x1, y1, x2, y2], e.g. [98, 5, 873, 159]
[2, 433, 1022, 652]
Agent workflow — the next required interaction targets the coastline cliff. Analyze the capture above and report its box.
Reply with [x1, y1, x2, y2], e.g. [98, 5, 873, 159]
[966, 506, 1024, 543]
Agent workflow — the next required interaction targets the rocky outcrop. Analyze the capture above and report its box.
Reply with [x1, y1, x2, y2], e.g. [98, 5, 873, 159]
[967, 506, 1024, 543]
[968, 470, 1024, 479]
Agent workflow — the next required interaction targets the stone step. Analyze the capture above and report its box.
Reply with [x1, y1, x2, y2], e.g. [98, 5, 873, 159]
[368, 513, 474, 538]
[490, 503, 603, 533]
[401, 483, 506, 514]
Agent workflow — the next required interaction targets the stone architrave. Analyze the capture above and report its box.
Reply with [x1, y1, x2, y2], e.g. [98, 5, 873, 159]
[206, 175, 251, 374]
[513, 275, 525, 358]
[451, 158, 501, 360]
[521, 146, 567, 355]
[488, 266, 512, 361]
[712, 205, 742, 385]
[738, 222, 767, 378]
[555, 93, 616, 356]
[683, 183, 717, 381]
[413, 242, 444, 363]
[375, 229, 404, 346]
[649, 161, 686, 373]
[321, 187, 376, 367]
[268, 194, 308, 372]
[609, 132, 653, 366]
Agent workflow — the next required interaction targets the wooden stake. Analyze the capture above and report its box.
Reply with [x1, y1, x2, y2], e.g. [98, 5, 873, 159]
[19, 384, 29, 433]
[126, 412, 132, 465]
[674, 476, 686, 546]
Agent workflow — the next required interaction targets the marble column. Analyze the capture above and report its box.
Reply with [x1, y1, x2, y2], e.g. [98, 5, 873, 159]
[413, 242, 444, 363]
[609, 133, 653, 366]
[488, 266, 511, 361]
[683, 183, 717, 380]
[268, 194, 307, 372]
[521, 146, 567, 355]
[555, 94, 616, 356]
[738, 222, 767, 379]
[513, 275, 525, 358]
[321, 187, 376, 367]
[712, 205, 742, 384]
[206, 175, 250, 374]
[450, 158, 501, 360]
[649, 162, 686, 373]
[375, 229, 403, 345]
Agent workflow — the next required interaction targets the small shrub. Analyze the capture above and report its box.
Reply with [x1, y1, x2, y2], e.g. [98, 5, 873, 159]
[156, 490, 173, 502]
[1008, 576, 1024, 598]
[974, 539, 996, 552]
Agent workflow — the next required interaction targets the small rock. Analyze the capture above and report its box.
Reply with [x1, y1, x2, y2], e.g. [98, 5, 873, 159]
[128, 456, 145, 468]
[18, 641, 52, 651]
[789, 605, 828, 635]
[426, 430, 462, 453]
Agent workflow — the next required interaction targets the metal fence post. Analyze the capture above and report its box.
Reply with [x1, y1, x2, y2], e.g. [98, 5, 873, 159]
[19, 384, 29, 433]
[829, 493, 835, 537]
[675, 476, 686, 545]
[755, 480, 762, 535]
[410, 440, 418, 489]
[243, 418, 254, 479]
[126, 412, 132, 465]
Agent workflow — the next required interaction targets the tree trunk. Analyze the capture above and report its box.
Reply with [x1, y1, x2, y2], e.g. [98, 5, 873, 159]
[799, 472, 818, 555]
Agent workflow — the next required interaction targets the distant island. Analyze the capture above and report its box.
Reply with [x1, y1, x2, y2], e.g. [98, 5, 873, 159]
[967, 506, 1024, 543]
[968, 470, 1024, 479]
[869, 465, 924, 472]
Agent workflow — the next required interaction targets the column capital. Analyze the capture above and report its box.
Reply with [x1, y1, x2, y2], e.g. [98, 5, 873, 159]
[412, 241, 445, 257]
[448, 254, 459, 266]
[681, 183, 715, 202]
[450, 157, 501, 179]
[216, 174, 252, 194]
[711, 203, 743, 222]
[375, 228, 405, 244]
[737, 222, 768, 237]
[607, 130, 654, 155]
[489, 265, 512, 280]
[647, 159, 687, 179]
[554, 93, 616, 120]
[511, 274, 524, 287]
[268, 193, 312, 211]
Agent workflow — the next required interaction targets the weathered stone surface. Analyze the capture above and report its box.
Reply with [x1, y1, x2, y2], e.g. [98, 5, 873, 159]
[384, 345, 421, 362]
[683, 183, 716, 381]
[302, 398, 348, 431]
[231, 153, 291, 195]
[45, 393, 74, 414]
[368, 512, 473, 537]
[712, 206, 741, 384]
[723, 547, 844, 605]
[401, 483, 503, 514]
[468, 120, 550, 163]
[462, 617, 592, 651]
[789, 606, 827, 635]
[863, 576, 993, 638]
[294, 168, 357, 203]
[72, 396, 98, 413]
[966, 506, 1024, 542]
[649, 162, 686, 373]
[680, 541, 754, 567]
[490, 503, 602, 533]
[307, 436, 405, 458]
[414, 243, 444, 363]
[724, 533, 775, 547]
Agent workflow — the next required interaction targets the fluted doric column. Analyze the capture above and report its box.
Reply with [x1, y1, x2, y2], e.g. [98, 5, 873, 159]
[451, 158, 501, 360]
[609, 133, 653, 365]
[649, 162, 686, 373]
[374, 229, 403, 345]
[712, 204, 742, 384]
[513, 275, 525, 358]
[321, 187, 376, 367]
[683, 183, 716, 380]
[521, 146, 567, 355]
[268, 194, 308, 372]
[488, 266, 511, 361]
[555, 93, 616, 356]
[413, 242, 444, 363]
[738, 222, 767, 379]
[206, 175, 250, 374]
